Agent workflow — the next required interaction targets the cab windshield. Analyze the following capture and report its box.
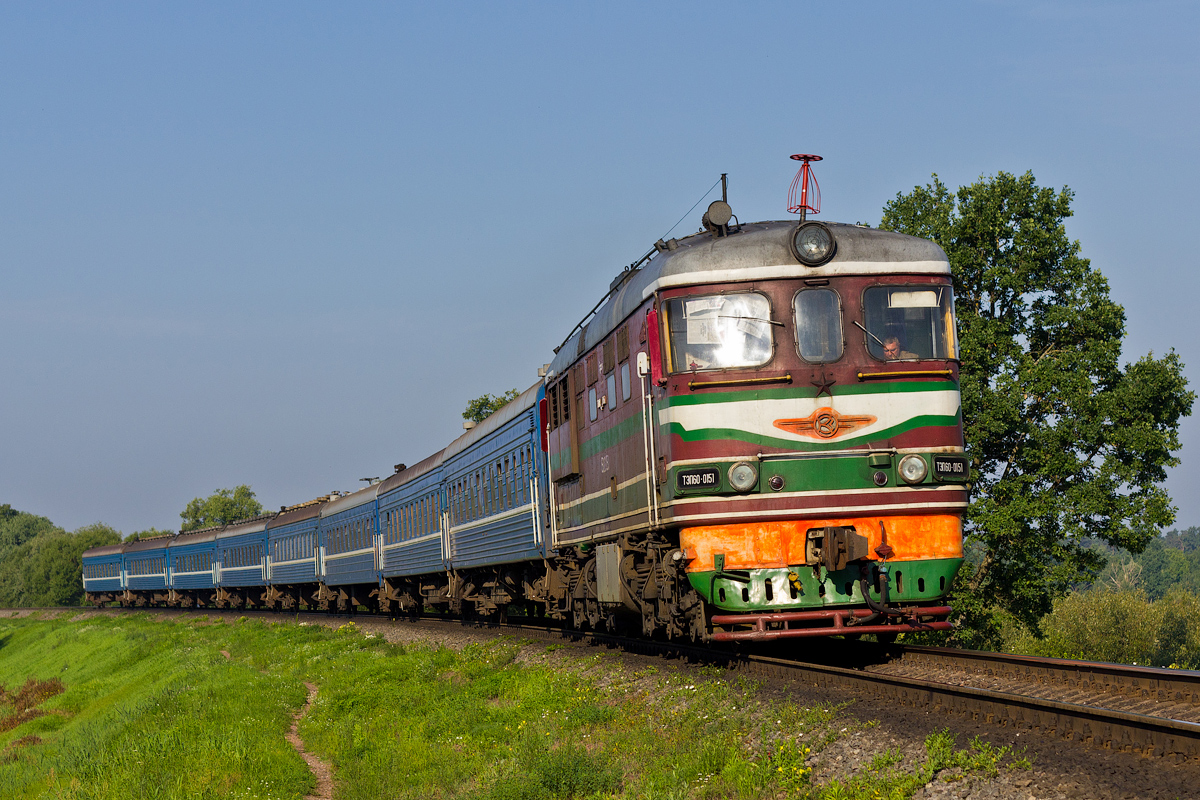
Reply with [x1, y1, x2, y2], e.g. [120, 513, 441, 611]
[665, 292, 773, 372]
[863, 285, 958, 361]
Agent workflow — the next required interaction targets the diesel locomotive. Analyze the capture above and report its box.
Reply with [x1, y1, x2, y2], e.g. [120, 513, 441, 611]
[84, 170, 968, 643]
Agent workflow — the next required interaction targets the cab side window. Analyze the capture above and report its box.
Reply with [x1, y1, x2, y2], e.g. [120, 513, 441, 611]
[793, 288, 843, 363]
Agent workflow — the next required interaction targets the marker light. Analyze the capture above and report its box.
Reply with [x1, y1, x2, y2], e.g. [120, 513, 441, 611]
[898, 454, 928, 484]
[728, 462, 759, 493]
[791, 221, 836, 266]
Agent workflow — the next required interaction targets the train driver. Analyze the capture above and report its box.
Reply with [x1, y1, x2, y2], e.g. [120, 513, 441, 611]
[882, 336, 918, 360]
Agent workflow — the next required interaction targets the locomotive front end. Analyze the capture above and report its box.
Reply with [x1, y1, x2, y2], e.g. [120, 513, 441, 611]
[652, 221, 967, 640]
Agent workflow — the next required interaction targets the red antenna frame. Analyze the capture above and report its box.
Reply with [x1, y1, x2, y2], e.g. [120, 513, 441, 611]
[787, 154, 822, 219]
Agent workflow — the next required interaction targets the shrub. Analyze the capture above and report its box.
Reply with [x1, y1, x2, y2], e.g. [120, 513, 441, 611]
[1005, 587, 1200, 667]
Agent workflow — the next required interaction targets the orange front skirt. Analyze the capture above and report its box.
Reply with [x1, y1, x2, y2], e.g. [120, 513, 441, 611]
[680, 514, 963, 573]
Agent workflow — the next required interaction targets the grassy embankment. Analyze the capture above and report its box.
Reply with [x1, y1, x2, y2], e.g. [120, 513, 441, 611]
[0, 612, 1028, 799]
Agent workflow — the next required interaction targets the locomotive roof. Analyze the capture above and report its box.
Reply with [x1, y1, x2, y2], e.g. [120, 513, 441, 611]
[547, 220, 949, 376]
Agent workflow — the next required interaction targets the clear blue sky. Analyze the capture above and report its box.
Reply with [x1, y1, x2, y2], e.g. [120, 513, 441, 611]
[2, 2, 1198, 534]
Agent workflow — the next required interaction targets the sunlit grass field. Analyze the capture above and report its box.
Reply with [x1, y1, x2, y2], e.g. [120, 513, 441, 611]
[0, 612, 1026, 799]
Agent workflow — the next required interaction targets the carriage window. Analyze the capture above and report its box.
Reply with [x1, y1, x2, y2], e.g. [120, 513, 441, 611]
[863, 286, 958, 361]
[665, 292, 773, 372]
[793, 289, 843, 363]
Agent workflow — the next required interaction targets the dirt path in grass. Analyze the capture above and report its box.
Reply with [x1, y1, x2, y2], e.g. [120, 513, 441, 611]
[286, 682, 333, 800]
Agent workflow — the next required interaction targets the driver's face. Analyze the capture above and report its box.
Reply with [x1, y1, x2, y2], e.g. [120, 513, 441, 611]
[884, 343, 900, 358]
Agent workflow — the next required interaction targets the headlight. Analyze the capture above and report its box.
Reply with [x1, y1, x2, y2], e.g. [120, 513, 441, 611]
[728, 461, 758, 493]
[898, 454, 928, 484]
[790, 221, 836, 266]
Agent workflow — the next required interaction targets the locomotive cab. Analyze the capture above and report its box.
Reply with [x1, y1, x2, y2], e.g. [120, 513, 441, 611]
[543, 216, 969, 641]
[645, 222, 967, 640]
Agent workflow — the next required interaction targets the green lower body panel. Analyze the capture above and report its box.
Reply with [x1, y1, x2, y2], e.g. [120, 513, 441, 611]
[689, 557, 963, 613]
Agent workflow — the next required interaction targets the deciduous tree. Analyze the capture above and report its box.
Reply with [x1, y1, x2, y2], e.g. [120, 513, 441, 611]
[180, 486, 264, 532]
[0, 505, 57, 554]
[881, 171, 1193, 647]
[123, 528, 175, 543]
[0, 518, 120, 607]
[462, 389, 521, 425]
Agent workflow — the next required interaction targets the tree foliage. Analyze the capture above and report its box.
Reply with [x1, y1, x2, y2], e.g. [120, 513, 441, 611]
[881, 171, 1193, 647]
[123, 528, 176, 543]
[1005, 586, 1200, 668]
[0, 504, 58, 555]
[180, 486, 263, 532]
[1096, 527, 1200, 600]
[462, 389, 521, 424]
[0, 509, 121, 607]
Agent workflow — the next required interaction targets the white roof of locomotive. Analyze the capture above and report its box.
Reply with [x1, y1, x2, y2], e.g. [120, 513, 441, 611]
[547, 220, 949, 376]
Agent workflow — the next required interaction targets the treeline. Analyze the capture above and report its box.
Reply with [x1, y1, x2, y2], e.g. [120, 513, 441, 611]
[0, 487, 263, 608]
[1094, 527, 1200, 599]
[0, 505, 123, 607]
[998, 528, 1200, 668]
[1005, 587, 1200, 668]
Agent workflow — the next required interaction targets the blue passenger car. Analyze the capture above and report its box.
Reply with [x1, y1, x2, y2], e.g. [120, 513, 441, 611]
[217, 518, 268, 587]
[443, 383, 547, 570]
[82, 542, 126, 602]
[377, 453, 446, 578]
[123, 536, 173, 596]
[168, 528, 218, 601]
[320, 486, 379, 589]
[268, 502, 323, 587]
[215, 517, 269, 607]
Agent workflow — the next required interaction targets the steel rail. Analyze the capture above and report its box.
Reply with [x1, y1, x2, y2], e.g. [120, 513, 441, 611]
[894, 645, 1200, 706]
[736, 651, 1200, 761]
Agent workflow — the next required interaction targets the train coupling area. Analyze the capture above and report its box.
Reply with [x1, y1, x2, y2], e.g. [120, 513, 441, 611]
[709, 605, 953, 642]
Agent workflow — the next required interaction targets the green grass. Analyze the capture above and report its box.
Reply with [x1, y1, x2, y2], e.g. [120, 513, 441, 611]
[0, 613, 1031, 799]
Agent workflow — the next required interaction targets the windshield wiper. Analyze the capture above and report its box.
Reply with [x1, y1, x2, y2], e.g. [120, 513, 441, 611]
[718, 315, 784, 327]
[853, 320, 887, 346]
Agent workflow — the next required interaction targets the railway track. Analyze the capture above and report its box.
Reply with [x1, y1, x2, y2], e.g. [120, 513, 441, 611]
[23, 605, 1200, 761]
[551, 626, 1200, 762]
[744, 645, 1200, 762]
